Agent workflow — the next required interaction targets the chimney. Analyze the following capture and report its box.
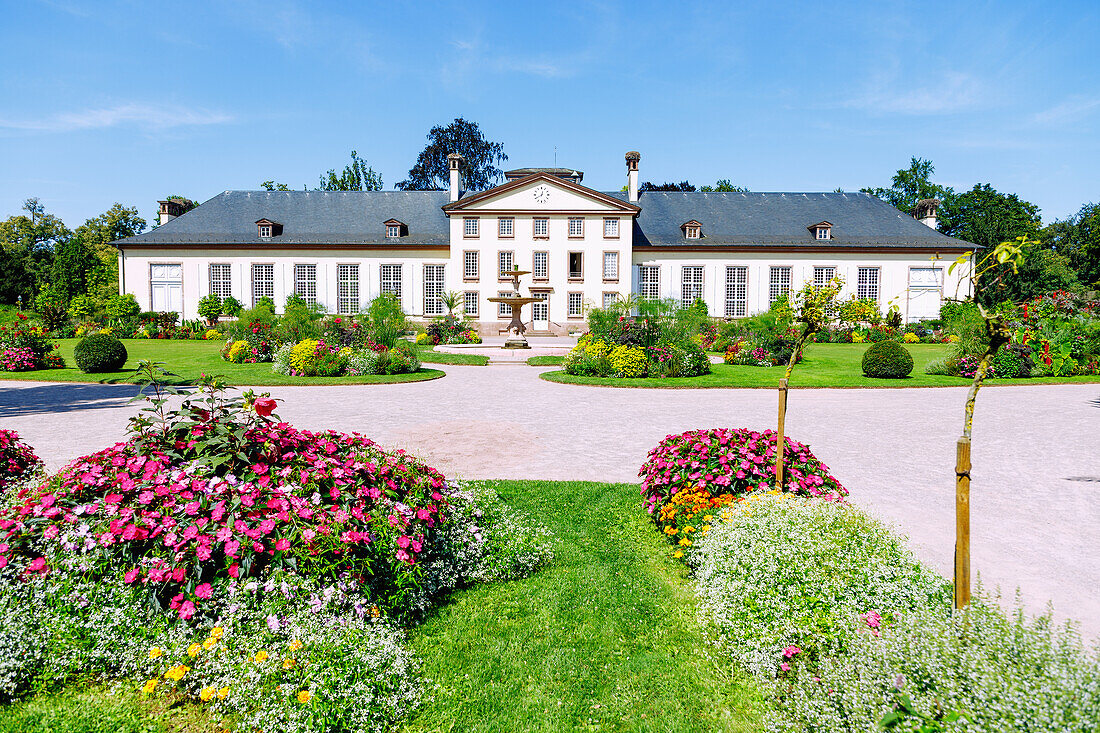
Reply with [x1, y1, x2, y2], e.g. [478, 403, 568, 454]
[157, 197, 194, 225]
[447, 153, 464, 203]
[914, 198, 940, 230]
[625, 151, 640, 203]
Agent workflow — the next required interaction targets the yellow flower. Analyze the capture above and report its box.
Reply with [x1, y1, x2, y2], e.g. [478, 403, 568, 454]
[682, 525, 695, 533]
[203, 636, 219, 650]
[164, 664, 190, 682]
[288, 639, 303, 653]
[673, 550, 684, 559]
[148, 647, 164, 659]
[253, 650, 269, 663]
[200, 686, 216, 702]
[282, 658, 296, 669]
[187, 643, 202, 657]
[297, 690, 313, 704]
[217, 687, 229, 700]
[210, 626, 224, 639]
[703, 515, 713, 522]
[141, 679, 158, 694]
[678, 538, 692, 547]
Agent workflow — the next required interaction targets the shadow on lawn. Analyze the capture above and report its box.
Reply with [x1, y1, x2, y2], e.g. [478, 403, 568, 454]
[0, 382, 146, 418]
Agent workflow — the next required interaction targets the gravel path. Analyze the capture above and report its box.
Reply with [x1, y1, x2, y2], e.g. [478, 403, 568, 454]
[1, 367, 1098, 638]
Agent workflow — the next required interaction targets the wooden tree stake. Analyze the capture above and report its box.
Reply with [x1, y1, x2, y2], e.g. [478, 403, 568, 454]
[776, 378, 789, 487]
[954, 435, 971, 609]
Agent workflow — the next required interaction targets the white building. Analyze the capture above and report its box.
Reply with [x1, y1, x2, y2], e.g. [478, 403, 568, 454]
[116, 152, 974, 330]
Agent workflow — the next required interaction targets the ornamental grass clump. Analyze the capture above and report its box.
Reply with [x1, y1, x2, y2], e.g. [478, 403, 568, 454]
[639, 428, 846, 537]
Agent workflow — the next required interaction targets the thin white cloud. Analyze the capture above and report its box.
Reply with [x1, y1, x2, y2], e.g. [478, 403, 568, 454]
[1031, 96, 1100, 125]
[842, 72, 985, 115]
[0, 103, 234, 132]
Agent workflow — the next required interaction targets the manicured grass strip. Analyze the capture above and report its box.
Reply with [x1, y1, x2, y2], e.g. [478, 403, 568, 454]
[540, 343, 1100, 388]
[402, 480, 761, 733]
[0, 339, 444, 386]
[413, 344, 490, 366]
[0, 683, 216, 733]
[526, 355, 563, 366]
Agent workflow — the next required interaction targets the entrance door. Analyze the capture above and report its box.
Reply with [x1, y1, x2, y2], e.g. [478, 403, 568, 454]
[907, 267, 943, 322]
[532, 292, 549, 331]
[150, 264, 183, 314]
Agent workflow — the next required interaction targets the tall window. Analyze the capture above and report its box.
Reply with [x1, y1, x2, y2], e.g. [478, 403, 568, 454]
[603, 218, 619, 238]
[209, 264, 232, 299]
[463, 217, 479, 237]
[294, 264, 317, 305]
[603, 251, 619, 281]
[251, 264, 274, 306]
[568, 252, 583, 279]
[380, 264, 402, 300]
[424, 264, 445, 316]
[769, 266, 792, 303]
[681, 265, 704, 306]
[498, 217, 514, 237]
[567, 292, 584, 317]
[568, 217, 584, 237]
[464, 251, 479, 279]
[533, 217, 549, 238]
[813, 266, 836, 287]
[498, 251, 514, 277]
[532, 251, 548, 279]
[602, 292, 619, 309]
[497, 291, 512, 317]
[858, 267, 880, 302]
[639, 265, 660, 300]
[337, 264, 359, 315]
[463, 291, 479, 317]
[724, 266, 748, 317]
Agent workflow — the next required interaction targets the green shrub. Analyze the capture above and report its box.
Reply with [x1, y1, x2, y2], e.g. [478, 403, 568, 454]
[73, 333, 128, 373]
[66, 294, 97, 321]
[105, 293, 140, 320]
[924, 357, 950, 375]
[364, 294, 409, 349]
[862, 340, 914, 378]
[222, 295, 243, 317]
[197, 293, 222, 324]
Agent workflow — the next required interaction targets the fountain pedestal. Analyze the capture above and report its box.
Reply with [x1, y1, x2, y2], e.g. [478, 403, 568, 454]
[487, 269, 539, 349]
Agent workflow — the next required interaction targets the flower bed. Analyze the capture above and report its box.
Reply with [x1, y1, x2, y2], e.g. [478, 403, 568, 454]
[0, 315, 64, 371]
[272, 340, 420, 377]
[563, 335, 710, 378]
[422, 314, 482, 345]
[0, 430, 42, 494]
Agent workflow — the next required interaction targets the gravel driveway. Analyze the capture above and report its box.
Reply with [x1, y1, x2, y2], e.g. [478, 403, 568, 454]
[2, 366, 1098, 638]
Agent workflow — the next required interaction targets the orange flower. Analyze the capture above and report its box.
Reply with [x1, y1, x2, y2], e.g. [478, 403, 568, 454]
[297, 690, 313, 704]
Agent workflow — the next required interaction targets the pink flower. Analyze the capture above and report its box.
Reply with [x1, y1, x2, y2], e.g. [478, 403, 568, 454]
[28, 557, 46, 572]
[396, 535, 411, 549]
[124, 567, 140, 584]
[194, 583, 212, 599]
[783, 645, 801, 658]
[253, 398, 277, 417]
[780, 662, 791, 671]
[178, 600, 196, 620]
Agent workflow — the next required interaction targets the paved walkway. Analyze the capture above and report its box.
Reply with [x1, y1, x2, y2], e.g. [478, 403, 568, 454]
[1, 367, 1098, 638]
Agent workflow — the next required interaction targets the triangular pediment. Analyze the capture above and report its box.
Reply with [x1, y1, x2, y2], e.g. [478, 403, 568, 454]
[443, 172, 639, 215]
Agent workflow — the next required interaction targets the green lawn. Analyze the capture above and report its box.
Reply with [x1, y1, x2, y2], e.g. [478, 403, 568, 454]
[402, 480, 761, 733]
[0, 684, 215, 733]
[541, 343, 1100, 388]
[0, 339, 444, 386]
[414, 344, 490, 366]
[526, 355, 564, 366]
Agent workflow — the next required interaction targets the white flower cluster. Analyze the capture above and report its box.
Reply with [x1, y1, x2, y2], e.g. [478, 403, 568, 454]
[270, 343, 294, 375]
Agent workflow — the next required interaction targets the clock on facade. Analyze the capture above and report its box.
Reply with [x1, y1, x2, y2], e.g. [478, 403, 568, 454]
[532, 184, 551, 204]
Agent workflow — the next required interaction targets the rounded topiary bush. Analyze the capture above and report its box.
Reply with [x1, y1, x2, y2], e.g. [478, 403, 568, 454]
[73, 333, 128, 373]
[861, 340, 914, 378]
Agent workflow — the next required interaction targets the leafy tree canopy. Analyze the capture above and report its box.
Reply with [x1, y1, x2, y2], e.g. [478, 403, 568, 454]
[861, 157, 953, 214]
[318, 151, 382, 191]
[0, 198, 71, 305]
[700, 179, 749, 193]
[398, 118, 507, 191]
[261, 181, 291, 191]
[640, 181, 697, 192]
[939, 183, 1041, 249]
[1040, 202, 1100, 287]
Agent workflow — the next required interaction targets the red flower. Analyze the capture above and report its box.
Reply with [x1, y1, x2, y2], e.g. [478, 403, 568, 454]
[253, 398, 277, 417]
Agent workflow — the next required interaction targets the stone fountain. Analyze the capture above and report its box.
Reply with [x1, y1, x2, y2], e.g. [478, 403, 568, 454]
[487, 269, 539, 349]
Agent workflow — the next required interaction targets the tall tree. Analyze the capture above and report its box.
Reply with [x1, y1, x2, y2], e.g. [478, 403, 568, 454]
[700, 179, 749, 192]
[640, 181, 697, 192]
[862, 157, 954, 214]
[1042, 202, 1100, 288]
[398, 118, 507, 191]
[73, 204, 147, 301]
[0, 198, 70, 305]
[939, 183, 1041, 249]
[318, 151, 382, 191]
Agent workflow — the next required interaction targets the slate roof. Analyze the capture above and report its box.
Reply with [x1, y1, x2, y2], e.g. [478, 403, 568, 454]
[116, 190, 450, 246]
[116, 187, 974, 251]
[609, 191, 974, 249]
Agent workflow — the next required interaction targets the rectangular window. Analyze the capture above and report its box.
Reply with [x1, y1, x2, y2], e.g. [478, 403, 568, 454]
[568, 217, 584, 237]
[568, 252, 583, 279]
[724, 266, 748, 317]
[858, 267, 880, 302]
[681, 265, 704, 306]
[387, 225, 400, 238]
[639, 265, 660, 300]
[258, 224, 272, 238]
[603, 218, 619, 238]
[380, 264, 402, 300]
[498, 217, 514, 237]
[337, 264, 359, 315]
[498, 251, 514, 277]
[251, 264, 274, 305]
[603, 251, 619, 281]
[293, 264, 318, 306]
[602, 292, 619, 309]
[533, 217, 549, 238]
[463, 290, 479, 317]
[497, 291, 512, 318]
[209, 264, 232, 299]
[424, 264, 445, 316]
[532, 251, 549, 279]
[816, 227, 831, 240]
[463, 217, 479, 237]
[769, 266, 792, 304]
[813, 266, 836, 288]
[464, 250, 479, 280]
[567, 292, 584, 318]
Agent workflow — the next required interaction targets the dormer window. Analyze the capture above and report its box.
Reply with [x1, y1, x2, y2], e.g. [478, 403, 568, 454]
[681, 220, 703, 239]
[255, 219, 280, 238]
[809, 221, 832, 240]
[383, 219, 407, 238]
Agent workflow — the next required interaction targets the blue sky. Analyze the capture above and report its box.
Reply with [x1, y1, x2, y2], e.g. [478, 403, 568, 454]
[2, 0, 1098, 228]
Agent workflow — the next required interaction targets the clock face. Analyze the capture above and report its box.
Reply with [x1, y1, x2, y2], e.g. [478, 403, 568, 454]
[532, 185, 551, 204]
